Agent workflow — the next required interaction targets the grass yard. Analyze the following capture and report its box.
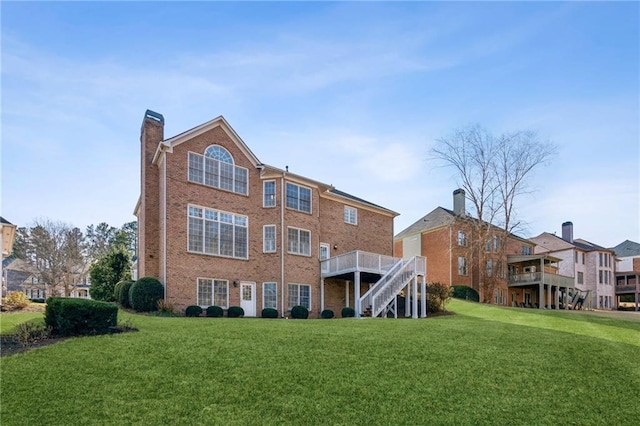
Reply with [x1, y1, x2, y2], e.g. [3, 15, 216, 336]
[1, 300, 639, 425]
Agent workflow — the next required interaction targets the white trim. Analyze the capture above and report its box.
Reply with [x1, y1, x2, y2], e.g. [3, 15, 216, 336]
[196, 277, 229, 309]
[187, 150, 249, 196]
[263, 180, 276, 208]
[187, 204, 249, 260]
[287, 283, 312, 311]
[319, 243, 330, 261]
[287, 226, 312, 257]
[263, 225, 277, 253]
[240, 281, 257, 317]
[262, 282, 278, 310]
[344, 206, 358, 225]
[285, 181, 312, 214]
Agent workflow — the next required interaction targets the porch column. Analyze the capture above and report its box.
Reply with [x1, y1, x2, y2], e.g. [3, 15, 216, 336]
[320, 278, 325, 312]
[345, 281, 350, 308]
[538, 282, 543, 309]
[412, 277, 418, 319]
[548, 284, 552, 309]
[636, 277, 639, 312]
[420, 277, 427, 318]
[554, 286, 560, 309]
[394, 295, 398, 319]
[354, 273, 361, 318]
[405, 282, 411, 317]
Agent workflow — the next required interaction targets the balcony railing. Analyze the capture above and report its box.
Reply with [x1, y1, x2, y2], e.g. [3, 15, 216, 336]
[508, 272, 574, 288]
[321, 250, 399, 277]
[615, 284, 639, 294]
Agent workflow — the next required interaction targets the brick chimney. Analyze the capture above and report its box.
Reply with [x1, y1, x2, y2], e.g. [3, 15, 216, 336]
[561, 221, 573, 243]
[138, 110, 165, 279]
[453, 188, 466, 217]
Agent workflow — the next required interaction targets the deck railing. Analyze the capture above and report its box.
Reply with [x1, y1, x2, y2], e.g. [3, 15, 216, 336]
[508, 272, 574, 288]
[615, 284, 639, 294]
[321, 250, 398, 277]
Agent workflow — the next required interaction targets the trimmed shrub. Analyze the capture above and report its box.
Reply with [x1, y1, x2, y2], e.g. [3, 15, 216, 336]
[341, 307, 355, 318]
[261, 307, 278, 318]
[451, 285, 479, 303]
[115, 280, 134, 308]
[45, 297, 118, 337]
[206, 306, 224, 318]
[2, 291, 31, 311]
[129, 277, 164, 312]
[321, 309, 334, 319]
[227, 306, 244, 318]
[185, 305, 203, 317]
[291, 305, 309, 319]
[13, 318, 52, 347]
[426, 282, 453, 314]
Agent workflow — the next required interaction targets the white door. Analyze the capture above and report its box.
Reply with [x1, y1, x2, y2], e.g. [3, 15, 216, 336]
[240, 282, 256, 317]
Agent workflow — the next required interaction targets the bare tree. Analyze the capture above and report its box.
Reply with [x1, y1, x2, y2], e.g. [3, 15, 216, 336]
[85, 222, 117, 261]
[19, 219, 89, 297]
[432, 125, 556, 302]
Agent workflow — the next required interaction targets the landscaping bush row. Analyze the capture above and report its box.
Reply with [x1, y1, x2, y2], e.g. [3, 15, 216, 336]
[45, 297, 118, 337]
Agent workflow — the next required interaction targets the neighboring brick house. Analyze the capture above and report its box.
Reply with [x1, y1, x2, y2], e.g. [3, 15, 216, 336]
[529, 222, 616, 310]
[135, 110, 425, 318]
[394, 189, 575, 309]
[611, 240, 640, 311]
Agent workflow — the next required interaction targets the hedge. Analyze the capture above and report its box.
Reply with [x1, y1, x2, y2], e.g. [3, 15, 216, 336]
[261, 307, 279, 318]
[451, 285, 479, 303]
[341, 307, 355, 318]
[291, 305, 309, 319]
[206, 306, 224, 318]
[227, 306, 244, 318]
[129, 277, 164, 312]
[321, 309, 334, 319]
[114, 280, 134, 308]
[45, 297, 118, 337]
[185, 305, 203, 317]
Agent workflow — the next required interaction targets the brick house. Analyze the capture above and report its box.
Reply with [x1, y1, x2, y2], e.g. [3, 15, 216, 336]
[530, 223, 617, 310]
[135, 110, 425, 318]
[394, 189, 575, 309]
[612, 240, 640, 311]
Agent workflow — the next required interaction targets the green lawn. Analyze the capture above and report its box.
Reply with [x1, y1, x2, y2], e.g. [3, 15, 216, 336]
[1, 300, 639, 425]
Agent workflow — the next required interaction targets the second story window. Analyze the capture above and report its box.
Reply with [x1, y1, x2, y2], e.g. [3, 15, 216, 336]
[188, 145, 248, 195]
[286, 182, 311, 213]
[344, 206, 357, 225]
[577, 272, 584, 284]
[458, 257, 468, 276]
[188, 205, 248, 259]
[263, 225, 276, 253]
[522, 246, 531, 255]
[263, 180, 276, 207]
[457, 231, 467, 247]
[288, 227, 311, 256]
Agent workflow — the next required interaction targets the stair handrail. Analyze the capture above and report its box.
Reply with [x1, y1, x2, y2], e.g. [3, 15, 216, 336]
[359, 258, 405, 313]
[371, 257, 419, 318]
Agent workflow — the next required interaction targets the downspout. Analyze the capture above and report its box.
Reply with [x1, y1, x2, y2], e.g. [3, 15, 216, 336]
[449, 225, 452, 287]
[163, 155, 167, 301]
[280, 174, 286, 317]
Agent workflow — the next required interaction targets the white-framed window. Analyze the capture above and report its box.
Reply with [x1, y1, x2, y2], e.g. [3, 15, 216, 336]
[319, 243, 330, 261]
[288, 227, 311, 256]
[288, 283, 311, 310]
[263, 225, 277, 253]
[494, 289, 499, 304]
[263, 282, 277, 309]
[458, 257, 468, 276]
[522, 245, 531, 255]
[344, 206, 357, 225]
[457, 230, 467, 247]
[188, 146, 248, 195]
[486, 259, 493, 277]
[263, 180, 276, 207]
[197, 278, 229, 308]
[188, 205, 248, 259]
[577, 272, 584, 284]
[285, 182, 312, 213]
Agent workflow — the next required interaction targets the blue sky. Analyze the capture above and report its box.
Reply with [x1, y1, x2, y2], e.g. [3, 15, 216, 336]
[2, 1, 638, 248]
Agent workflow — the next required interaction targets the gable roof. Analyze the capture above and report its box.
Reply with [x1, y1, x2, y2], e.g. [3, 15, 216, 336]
[530, 232, 614, 254]
[156, 115, 261, 168]
[611, 240, 640, 257]
[394, 207, 457, 239]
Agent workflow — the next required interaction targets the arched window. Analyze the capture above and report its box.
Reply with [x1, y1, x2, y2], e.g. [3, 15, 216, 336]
[205, 145, 233, 164]
[188, 145, 247, 195]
